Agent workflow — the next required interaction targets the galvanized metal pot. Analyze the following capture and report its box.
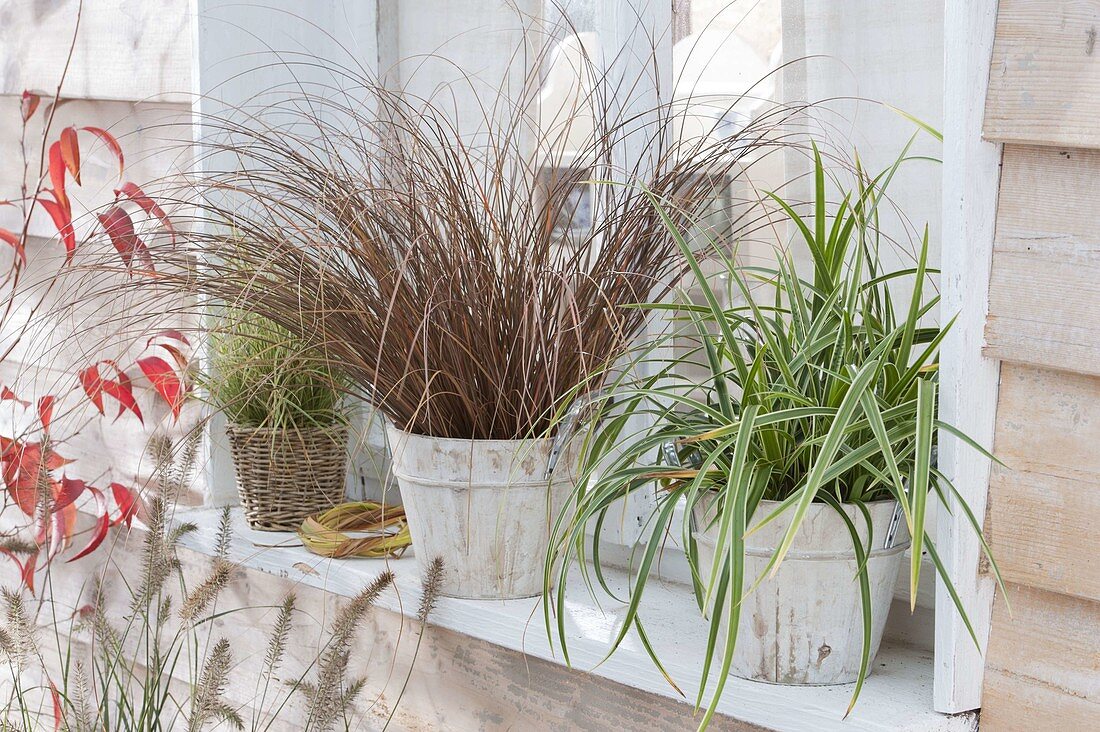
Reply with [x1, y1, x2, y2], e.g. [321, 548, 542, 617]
[694, 497, 910, 684]
[386, 425, 574, 599]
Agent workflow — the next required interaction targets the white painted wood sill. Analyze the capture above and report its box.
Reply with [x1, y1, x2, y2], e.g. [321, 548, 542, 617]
[176, 507, 976, 732]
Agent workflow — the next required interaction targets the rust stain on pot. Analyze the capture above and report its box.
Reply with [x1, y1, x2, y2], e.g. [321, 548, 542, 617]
[752, 611, 768, 638]
[816, 643, 832, 666]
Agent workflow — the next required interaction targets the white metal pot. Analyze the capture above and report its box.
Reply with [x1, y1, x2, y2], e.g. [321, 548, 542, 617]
[693, 497, 910, 685]
[385, 425, 575, 600]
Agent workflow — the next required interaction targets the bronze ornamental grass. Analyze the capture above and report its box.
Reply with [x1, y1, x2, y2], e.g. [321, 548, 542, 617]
[135, 40, 807, 441]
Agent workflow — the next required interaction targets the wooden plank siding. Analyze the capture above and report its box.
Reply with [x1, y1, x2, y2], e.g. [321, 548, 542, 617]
[985, 0, 1100, 149]
[980, 1, 1100, 727]
[981, 583, 1100, 730]
[985, 145, 1100, 375]
[987, 364, 1100, 602]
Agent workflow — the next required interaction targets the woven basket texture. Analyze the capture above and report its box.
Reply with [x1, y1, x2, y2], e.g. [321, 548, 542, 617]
[227, 422, 349, 531]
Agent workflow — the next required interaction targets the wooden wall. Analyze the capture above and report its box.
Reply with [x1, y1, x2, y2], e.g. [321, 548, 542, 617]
[0, 1, 197, 496]
[979, 0, 1100, 726]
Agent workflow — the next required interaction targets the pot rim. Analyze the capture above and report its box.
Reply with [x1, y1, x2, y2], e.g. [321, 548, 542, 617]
[693, 496, 912, 556]
[384, 423, 555, 449]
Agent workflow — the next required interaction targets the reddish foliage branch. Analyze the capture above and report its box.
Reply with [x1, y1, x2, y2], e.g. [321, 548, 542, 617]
[0, 93, 187, 593]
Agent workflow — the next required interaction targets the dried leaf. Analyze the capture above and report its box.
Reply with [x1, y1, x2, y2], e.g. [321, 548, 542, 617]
[293, 561, 319, 576]
[20, 91, 41, 122]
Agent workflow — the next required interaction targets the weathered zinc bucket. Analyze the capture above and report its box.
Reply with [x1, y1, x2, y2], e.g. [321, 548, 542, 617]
[385, 425, 574, 600]
[694, 498, 910, 684]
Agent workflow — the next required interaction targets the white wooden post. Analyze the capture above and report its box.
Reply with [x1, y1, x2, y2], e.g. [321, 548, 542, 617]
[191, 0, 380, 505]
[936, 0, 1002, 713]
[597, 0, 673, 547]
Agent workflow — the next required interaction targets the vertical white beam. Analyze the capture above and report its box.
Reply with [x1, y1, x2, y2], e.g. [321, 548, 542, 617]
[936, 0, 1002, 713]
[191, 0, 380, 505]
[598, 0, 673, 547]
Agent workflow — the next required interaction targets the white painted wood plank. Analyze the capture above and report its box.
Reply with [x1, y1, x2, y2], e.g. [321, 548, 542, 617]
[175, 506, 976, 732]
[988, 364, 1100, 602]
[935, 0, 1003, 714]
[0, 0, 190, 103]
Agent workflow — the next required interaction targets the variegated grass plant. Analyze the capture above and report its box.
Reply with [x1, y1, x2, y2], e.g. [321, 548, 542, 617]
[205, 312, 348, 430]
[545, 144, 1005, 729]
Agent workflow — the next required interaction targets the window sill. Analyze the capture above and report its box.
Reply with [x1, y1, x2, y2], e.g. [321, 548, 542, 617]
[176, 506, 974, 732]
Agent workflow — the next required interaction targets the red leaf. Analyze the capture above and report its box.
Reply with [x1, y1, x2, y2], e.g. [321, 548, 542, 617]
[67, 486, 108, 562]
[72, 604, 95, 622]
[138, 355, 184, 419]
[110, 483, 139, 527]
[60, 126, 81, 185]
[1, 386, 29, 407]
[38, 395, 55, 434]
[97, 206, 153, 271]
[0, 442, 70, 516]
[53, 476, 86, 511]
[20, 91, 40, 122]
[147, 328, 190, 347]
[155, 343, 190, 373]
[82, 126, 124, 180]
[48, 142, 70, 215]
[0, 547, 38, 594]
[77, 361, 142, 423]
[21, 551, 37, 594]
[0, 228, 27, 264]
[100, 372, 143, 424]
[115, 182, 173, 243]
[46, 503, 68, 559]
[78, 365, 105, 415]
[49, 679, 62, 729]
[36, 193, 76, 261]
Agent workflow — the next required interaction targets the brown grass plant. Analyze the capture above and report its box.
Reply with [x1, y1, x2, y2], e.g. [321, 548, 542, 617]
[100, 22, 811, 442]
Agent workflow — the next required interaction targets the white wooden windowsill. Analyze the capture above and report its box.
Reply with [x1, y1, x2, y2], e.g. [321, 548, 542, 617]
[175, 506, 973, 732]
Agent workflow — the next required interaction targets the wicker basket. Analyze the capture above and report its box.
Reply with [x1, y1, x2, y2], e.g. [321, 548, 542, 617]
[226, 422, 350, 531]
